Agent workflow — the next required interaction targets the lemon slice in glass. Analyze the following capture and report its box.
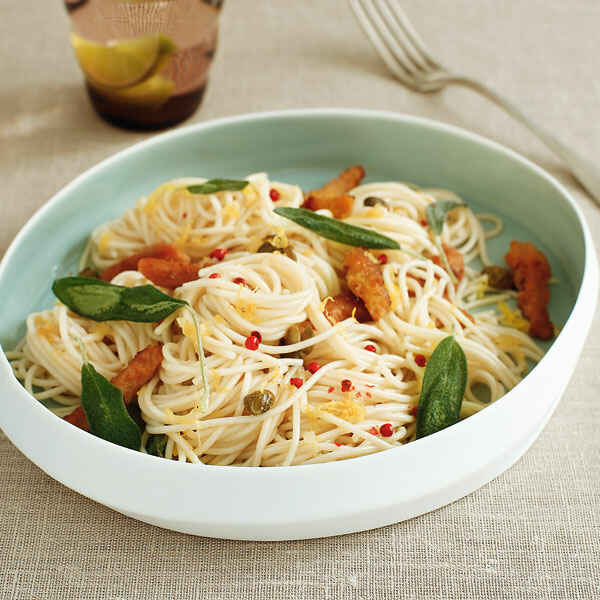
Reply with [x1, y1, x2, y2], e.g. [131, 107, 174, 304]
[93, 50, 176, 108]
[101, 74, 176, 108]
[71, 33, 163, 89]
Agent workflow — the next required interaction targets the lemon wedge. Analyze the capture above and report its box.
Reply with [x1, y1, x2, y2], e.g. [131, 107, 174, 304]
[71, 32, 163, 89]
[96, 51, 176, 108]
[102, 74, 176, 108]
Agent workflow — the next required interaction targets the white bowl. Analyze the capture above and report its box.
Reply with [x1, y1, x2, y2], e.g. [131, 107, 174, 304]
[0, 109, 597, 540]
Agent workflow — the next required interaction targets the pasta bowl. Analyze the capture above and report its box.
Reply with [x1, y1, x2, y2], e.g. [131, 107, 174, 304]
[0, 109, 596, 540]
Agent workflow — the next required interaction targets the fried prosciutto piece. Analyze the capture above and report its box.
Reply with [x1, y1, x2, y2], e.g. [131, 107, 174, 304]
[100, 244, 190, 282]
[432, 244, 465, 282]
[505, 240, 554, 340]
[344, 248, 391, 321]
[303, 165, 365, 218]
[323, 292, 371, 324]
[137, 258, 200, 289]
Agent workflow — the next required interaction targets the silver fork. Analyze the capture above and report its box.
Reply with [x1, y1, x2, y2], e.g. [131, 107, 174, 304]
[349, 0, 600, 206]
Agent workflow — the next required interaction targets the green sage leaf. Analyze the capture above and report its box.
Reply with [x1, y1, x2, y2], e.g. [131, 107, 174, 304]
[146, 434, 168, 457]
[425, 200, 464, 236]
[127, 402, 145, 432]
[81, 362, 141, 450]
[52, 277, 187, 322]
[416, 336, 468, 439]
[187, 179, 248, 195]
[274, 207, 401, 250]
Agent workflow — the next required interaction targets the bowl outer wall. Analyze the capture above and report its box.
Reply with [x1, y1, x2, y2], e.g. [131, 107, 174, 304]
[0, 109, 597, 540]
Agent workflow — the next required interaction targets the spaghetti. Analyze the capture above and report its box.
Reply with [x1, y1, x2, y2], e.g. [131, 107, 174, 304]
[7, 172, 544, 465]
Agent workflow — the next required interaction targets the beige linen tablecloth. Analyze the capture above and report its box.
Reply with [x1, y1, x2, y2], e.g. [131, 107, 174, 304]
[1, 1, 599, 598]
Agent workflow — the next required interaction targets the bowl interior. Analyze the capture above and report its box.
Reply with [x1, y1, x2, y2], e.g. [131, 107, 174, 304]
[0, 111, 585, 364]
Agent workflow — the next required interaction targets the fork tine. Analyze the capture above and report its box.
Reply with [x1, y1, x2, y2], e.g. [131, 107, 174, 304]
[352, 0, 429, 81]
[349, 0, 415, 85]
[384, 0, 442, 69]
[375, 0, 431, 72]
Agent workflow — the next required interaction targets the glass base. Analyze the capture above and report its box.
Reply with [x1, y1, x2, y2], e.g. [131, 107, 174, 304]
[86, 83, 206, 131]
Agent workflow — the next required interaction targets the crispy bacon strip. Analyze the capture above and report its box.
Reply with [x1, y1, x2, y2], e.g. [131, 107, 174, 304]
[64, 343, 164, 431]
[432, 244, 465, 281]
[100, 244, 190, 282]
[303, 165, 365, 219]
[138, 258, 199, 288]
[323, 292, 370, 324]
[505, 241, 554, 340]
[344, 248, 391, 321]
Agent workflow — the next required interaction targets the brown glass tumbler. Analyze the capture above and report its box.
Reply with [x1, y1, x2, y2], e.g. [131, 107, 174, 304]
[65, 0, 223, 130]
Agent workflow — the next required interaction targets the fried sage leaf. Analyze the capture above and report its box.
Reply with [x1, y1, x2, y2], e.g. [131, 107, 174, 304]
[274, 207, 401, 250]
[425, 200, 463, 236]
[416, 336, 467, 439]
[53, 277, 187, 322]
[146, 434, 168, 457]
[81, 361, 141, 450]
[187, 179, 248, 195]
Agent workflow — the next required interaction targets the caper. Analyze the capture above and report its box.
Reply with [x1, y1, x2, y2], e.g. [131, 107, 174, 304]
[284, 324, 301, 345]
[300, 323, 314, 341]
[257, 241, 278, 253]
[282, 322, 314, 358]
[244, 389, 275, 415]
[481, 265, 514, 290]
[363, 196, 388, 208]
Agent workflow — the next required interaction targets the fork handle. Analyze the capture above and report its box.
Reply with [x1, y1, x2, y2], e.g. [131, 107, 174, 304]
[445, 75, 600, 206]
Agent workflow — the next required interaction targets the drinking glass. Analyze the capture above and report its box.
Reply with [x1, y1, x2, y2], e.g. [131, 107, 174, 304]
[64, 0, 223, 130]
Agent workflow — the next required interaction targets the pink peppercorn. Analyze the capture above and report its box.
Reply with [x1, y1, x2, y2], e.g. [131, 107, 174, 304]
[245, 335, 260, 350]
[250, 330, 262, 343]
[378, 254, 388, 265]
[233, 277, 247, 286]
[415, 354, 427, 367]
[269, 188, 281, 201]
[341, 379, 352, 392]
[306, 362, 320, 374]
[364, 344, 376, 353]
[208, 273, 221, 279]
[290, 377, 303, 388]
[380, 423, 394, 437]
[209, 248, 228, 261]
